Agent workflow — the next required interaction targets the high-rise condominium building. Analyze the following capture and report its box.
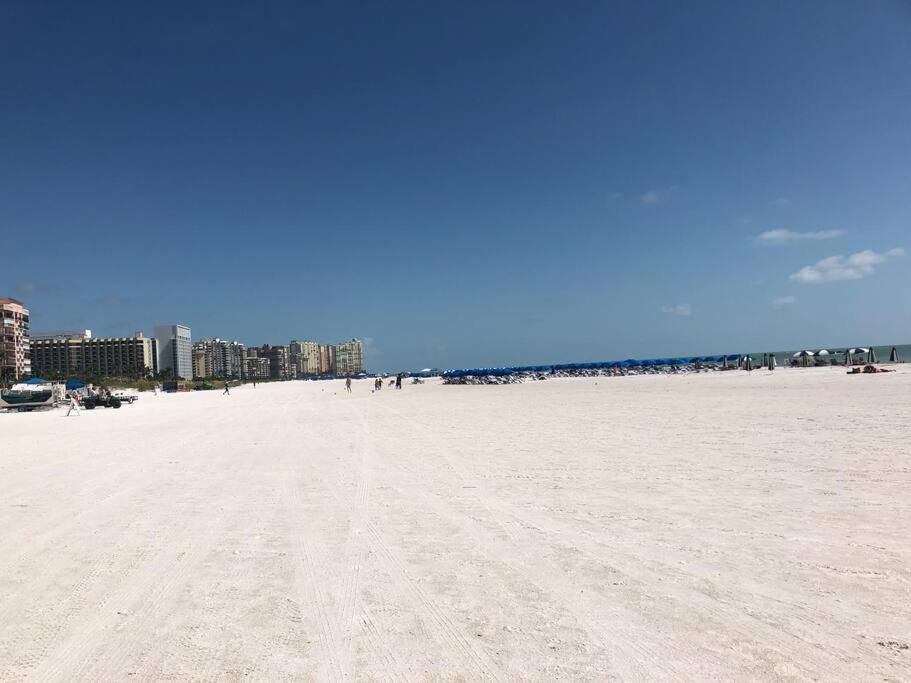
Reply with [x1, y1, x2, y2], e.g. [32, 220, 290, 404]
[289, 340, 323, 376]
[30, 331, 158, 379]
[244, 350, 270, 380]
[192, 349, 212, 379]
[192, 338, 246, 379]
[0, 297, 31, 381]
[260, 344, 291, 380]
[154, 324, 193, 379]
[334, 338, 365, 375]
[319, 344, 335, 375]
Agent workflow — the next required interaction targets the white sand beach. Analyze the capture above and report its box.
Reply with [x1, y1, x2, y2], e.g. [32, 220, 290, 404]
[1, 367, 909, 681]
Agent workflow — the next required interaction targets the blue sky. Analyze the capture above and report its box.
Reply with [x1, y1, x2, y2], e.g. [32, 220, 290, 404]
[2, 1, 909, 371]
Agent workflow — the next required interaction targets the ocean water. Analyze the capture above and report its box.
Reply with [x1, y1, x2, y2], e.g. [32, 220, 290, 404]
[747, 343, 910, 365]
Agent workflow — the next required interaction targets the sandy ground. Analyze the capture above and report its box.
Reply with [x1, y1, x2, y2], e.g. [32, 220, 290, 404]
[1, 367, 909, 681]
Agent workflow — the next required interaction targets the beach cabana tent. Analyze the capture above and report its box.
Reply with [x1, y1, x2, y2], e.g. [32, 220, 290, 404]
[793, 350, 814, 367]
[846, 348, 867, 366]
[890, 346, 902, 363]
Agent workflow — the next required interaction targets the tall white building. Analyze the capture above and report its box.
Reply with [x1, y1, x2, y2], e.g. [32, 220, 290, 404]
[154, 324, 192, 379]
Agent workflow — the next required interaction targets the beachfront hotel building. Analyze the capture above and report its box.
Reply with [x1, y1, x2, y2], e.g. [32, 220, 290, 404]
[30, 331, 158, 379]
[289, 340, 323, 376]
[192, 349, 212, 379]
[259, 344, 292, 380]
[244, 352, 270, 380]
[320, 344, 335, 375]
[0, 297, 31, 382]
[154, 324, 193, 380]
[192, 338, 246, 379]
[334, 338, 365, 375]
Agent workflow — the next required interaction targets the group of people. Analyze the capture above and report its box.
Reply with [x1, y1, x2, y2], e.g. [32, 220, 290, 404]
[360, 373, 405, 393]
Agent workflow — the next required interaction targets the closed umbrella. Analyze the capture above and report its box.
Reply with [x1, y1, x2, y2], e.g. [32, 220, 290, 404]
[890, 346, 902, 363]
[868, 347, 877, 364]
[767, 354, 776, 370]
[742, 355, 753, 371]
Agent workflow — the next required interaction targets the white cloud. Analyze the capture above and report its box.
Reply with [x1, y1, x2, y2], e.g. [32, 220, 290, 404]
[753, 228, 845, 246]
[608, 192, 623, 201]
[661, 303, 691, 316]
[771, 295, 797, 308]
[640, 190, 660, 204]
[639, 185, 681, 205]
[790, 247, 904, 284]
[362, 336, 379, 357]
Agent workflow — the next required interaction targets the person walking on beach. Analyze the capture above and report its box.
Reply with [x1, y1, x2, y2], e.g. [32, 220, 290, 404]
[223, 381, 230, 396]
[345, 377, 352, 393]
[66, 393, 81, 416]
[395, 373, 402, 390]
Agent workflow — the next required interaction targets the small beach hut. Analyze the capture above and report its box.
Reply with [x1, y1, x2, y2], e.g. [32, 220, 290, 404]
[890, 346, 902, 363]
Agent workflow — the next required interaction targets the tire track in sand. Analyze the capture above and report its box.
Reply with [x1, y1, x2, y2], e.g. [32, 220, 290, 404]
[282, 473, 347, 682]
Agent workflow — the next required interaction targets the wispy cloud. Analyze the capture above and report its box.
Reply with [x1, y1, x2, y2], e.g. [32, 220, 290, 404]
[753, 228, 845, 246]
[771, 295, 797, 308]
[608, 192, 623, 201]
[790, 248, 904, 284]
[767, 198, 791, 207]
[639, 185, 681, 205]
[640, 190, 661, 204]
[362, 336, 379, 357]
[661, 303, 691, 316]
